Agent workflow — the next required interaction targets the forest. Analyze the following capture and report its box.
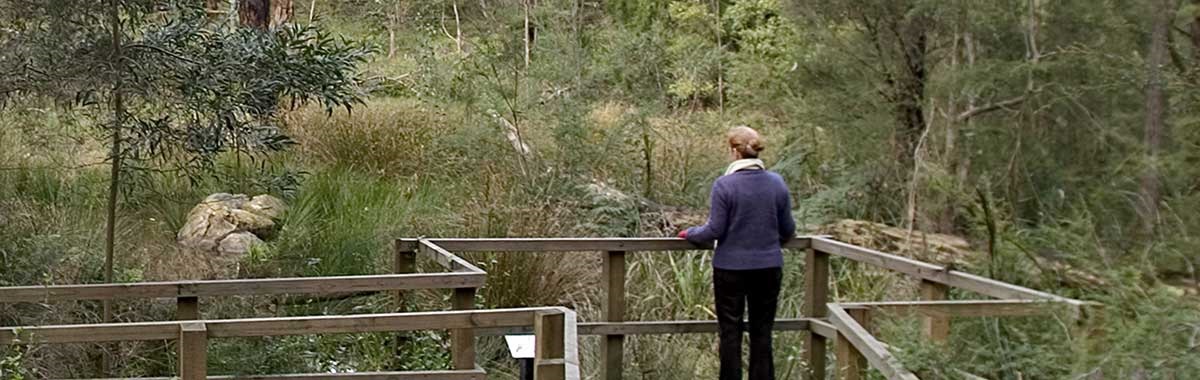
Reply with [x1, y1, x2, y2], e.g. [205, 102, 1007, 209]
[0, 0, 1198, 379]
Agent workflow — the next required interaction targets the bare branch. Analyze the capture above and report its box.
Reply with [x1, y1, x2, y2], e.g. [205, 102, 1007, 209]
[954, 95, 1028, 122]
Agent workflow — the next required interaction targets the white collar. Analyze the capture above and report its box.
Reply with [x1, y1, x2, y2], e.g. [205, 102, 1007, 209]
[724, 159, 765, 176]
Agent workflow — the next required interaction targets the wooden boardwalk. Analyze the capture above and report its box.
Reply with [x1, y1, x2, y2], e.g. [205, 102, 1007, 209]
[0, 236, 1092, 380]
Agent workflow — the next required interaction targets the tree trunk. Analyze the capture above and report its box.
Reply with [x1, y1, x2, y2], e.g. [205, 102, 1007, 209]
[1139, 0, 1172, 234]
[239, 0, 269, 28]
[102, 0, 124, 373]
[270, 0, 292, 27]
[388, 0, 398, 58]
[891, 13, 929, 168]
[956, 31, 977, 187]
[239, 0, 291, 29]
[712, 0, 724, 114]
[523, 0, 531, 68]
[388, 26, 396, 58]
[453, 0, 462, 54]
[1192, 0, 1200, 66]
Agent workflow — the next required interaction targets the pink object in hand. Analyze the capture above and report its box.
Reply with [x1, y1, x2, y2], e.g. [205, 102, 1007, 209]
[678, 230, 688, 239]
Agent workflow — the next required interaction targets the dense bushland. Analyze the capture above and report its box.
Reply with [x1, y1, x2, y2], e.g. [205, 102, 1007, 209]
[2, 0, 1199, 379]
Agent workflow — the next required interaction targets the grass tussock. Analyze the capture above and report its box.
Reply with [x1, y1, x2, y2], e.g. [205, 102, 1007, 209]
[287, 98, 447, 178]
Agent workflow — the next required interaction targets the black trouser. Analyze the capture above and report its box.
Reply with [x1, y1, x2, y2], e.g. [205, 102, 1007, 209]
[714, 267, 782, 380]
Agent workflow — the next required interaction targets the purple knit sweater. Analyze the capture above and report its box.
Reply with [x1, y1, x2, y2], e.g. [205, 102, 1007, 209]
[685, 169, 796, 270]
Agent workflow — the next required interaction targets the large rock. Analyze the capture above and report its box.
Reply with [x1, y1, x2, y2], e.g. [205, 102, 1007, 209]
[229, 209, 275, 235]
[246, 195, 286, 219]
[218, 232, 265, 255]
[204, 193, 248, 208]
[177, 193, 286, 256]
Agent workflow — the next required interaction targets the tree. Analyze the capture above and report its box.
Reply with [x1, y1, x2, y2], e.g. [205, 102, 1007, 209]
[239, 0, 294, 29]
[523, 0, 531, 67]
[387, 0, 409, 58]
[103, 0, 125, 339]
[0, 0, 366, 339]
[792, 1, 937, 166]
[1139, 0, 1173, 234]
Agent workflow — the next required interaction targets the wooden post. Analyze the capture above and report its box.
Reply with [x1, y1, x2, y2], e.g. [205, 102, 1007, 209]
[177, 296, 199, 321]
[919, 280, 950, 342]
[179, 322, 207, 380]
[392, 241, 417, 368]
[835, 308, 870, 380]
[451, 287, 476, 369]
[601, 251, 625, 380]
[803, 248, 830, 380]
[534, 311, 566, 380]
[393, 241, 417, 311]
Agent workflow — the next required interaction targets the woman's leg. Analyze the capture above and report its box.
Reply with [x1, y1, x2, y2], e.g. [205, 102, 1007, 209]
[714, 268, 747, 380]
[746, 267, 783, 380]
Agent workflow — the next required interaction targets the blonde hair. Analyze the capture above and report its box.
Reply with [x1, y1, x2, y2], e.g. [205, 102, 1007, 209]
[727, 125, 764, 158]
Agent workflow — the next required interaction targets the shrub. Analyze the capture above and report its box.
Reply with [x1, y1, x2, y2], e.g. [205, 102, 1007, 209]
[286, 98, 444, 178]
[248, 168, 455, 277]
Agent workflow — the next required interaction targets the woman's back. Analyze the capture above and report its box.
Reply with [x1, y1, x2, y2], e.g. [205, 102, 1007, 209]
[686, 169, 795, 270]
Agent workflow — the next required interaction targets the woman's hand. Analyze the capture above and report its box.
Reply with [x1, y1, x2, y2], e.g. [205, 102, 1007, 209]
[677, 229, 689, 239]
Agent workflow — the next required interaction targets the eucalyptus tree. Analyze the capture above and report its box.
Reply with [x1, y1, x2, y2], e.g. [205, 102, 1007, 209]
[0, 0, 367, 329]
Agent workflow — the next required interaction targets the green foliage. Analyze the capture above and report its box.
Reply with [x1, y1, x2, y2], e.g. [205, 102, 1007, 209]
[0, 168, 108, 287]
[125, 9, 371, 179]
[249, 168, 451, 277]
[576, 182, 641, 237]
[607, 0, 669, 29]
[664, 1, 721, 104]
[2, 0, 370, 189]
[0, 333, 27, 380]
[288, 98, 441, 177]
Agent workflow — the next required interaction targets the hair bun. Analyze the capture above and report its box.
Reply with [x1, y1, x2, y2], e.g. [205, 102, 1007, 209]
[727, 125, 764, 159]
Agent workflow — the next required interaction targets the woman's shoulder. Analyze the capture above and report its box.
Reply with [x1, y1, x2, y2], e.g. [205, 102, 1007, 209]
[715, 170, 785, 185]
[763, 171, 790, 189]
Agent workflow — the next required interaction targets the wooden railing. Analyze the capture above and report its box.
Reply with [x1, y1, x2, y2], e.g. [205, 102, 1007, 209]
[808, 237, 1096, 380]
[0, 307, 578, 380]
[398, 237, 1092, 380]
[0, 272, 483, 321]
[0, 236, 1090, 380]
[0, 245, 493, 378]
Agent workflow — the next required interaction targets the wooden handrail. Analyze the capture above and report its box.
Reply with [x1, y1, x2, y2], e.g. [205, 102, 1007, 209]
[0, 272, 484, 303]
[418, 239, 486, 273]
[828, 305, 920, 380]
[0, 308, 559, 344]
[1, 308, 579, 380]
[78, 369, 488, 379]
[473, 317, 819, 336]
[396, 237, 817, 253]
[825, 299, 1086, 380]
[810, 237, 1086, 306]
[836, 299, 1069, 318]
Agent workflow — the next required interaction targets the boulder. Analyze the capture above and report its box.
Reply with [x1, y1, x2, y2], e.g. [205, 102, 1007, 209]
[176, 206, 239, 252]
[229, 209, 275, 235]
[204, 193, 248, 208]
[246, 195, 286, 219]
[218, 232, 265, 255]
[177, 193, 285, 256]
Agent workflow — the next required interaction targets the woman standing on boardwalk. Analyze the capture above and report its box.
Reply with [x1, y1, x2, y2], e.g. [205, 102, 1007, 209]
[679, 126, 796, 380]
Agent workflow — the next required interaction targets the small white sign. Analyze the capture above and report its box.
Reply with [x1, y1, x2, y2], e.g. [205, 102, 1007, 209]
[504, 335, 536, 359]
